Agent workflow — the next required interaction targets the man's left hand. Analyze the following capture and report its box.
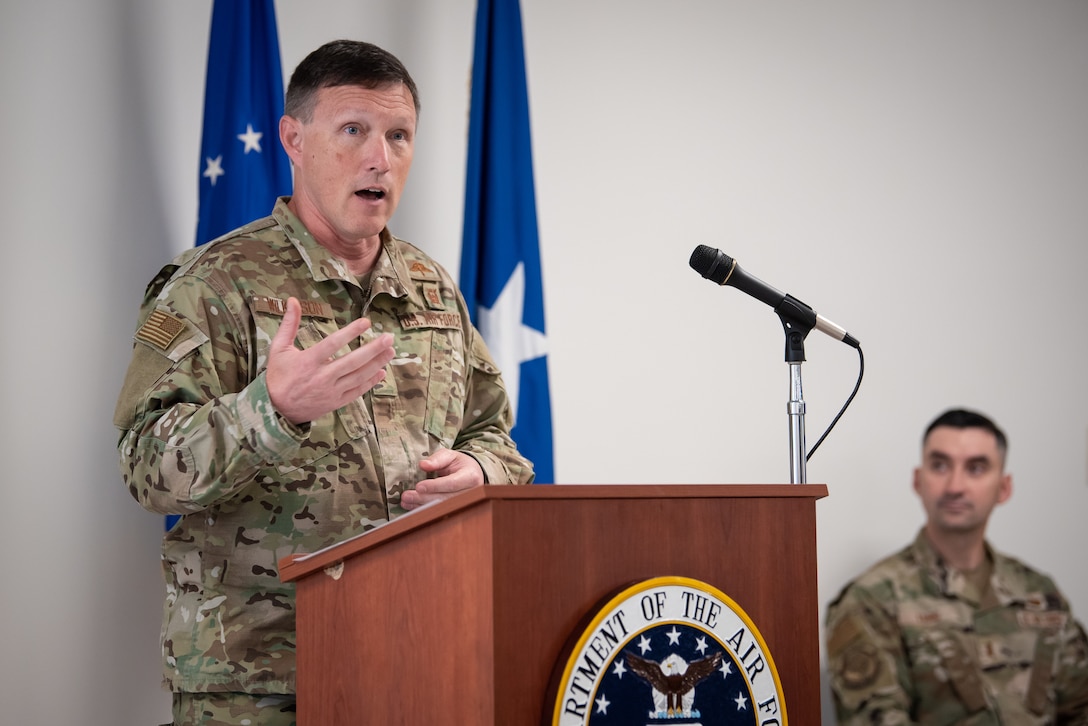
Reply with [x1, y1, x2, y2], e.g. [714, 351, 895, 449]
[402, 448, 485, 510]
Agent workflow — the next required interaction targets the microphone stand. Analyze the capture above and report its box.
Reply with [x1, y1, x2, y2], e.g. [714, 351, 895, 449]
[775, 298, 816, 484]
[785, 330, 807, 484]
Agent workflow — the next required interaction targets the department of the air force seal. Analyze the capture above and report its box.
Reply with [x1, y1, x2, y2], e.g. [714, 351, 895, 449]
[549, 577, 786, 726]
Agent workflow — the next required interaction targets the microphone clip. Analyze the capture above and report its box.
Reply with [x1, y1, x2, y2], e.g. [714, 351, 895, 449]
[775, 295, 817, 363]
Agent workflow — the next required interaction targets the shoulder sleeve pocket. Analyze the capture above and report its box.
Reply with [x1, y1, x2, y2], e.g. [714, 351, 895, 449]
[113, 307, 210, 429]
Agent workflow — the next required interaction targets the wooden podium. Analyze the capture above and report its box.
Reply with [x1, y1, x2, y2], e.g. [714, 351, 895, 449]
[279, 483, 827, 724]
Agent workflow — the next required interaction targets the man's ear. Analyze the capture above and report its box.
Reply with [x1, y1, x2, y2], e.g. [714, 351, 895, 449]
[997, 473, 1012, 505]
[912, 467, 921, 495]
[279, 115, 302, 164]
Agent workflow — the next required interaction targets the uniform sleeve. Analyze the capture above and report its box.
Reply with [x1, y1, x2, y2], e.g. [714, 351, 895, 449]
[113, 274, 305, 514]
[453, 324, 534, 485]
[1056, 615, 1088, 724]
[825, 583, 918, 725]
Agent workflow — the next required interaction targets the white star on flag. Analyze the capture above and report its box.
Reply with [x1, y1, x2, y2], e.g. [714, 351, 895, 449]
[203, 155, 225, 186]
[476, 262, 547, 420]
[237, 123, 263, 153]
[594, 693, 611, 715]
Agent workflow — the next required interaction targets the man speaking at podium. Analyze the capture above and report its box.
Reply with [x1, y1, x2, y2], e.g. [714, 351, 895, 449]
[113, 40, 533, 725]
[825, 408, 1088, 724]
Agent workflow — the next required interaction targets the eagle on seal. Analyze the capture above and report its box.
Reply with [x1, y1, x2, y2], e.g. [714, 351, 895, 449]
[625, 650, 724, 716]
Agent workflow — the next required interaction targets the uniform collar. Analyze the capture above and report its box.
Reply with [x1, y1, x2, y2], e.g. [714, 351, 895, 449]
[271, 197, 425, 309]
[911, 528, 1017, 607]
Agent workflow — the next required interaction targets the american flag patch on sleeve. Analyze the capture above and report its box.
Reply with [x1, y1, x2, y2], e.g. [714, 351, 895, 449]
[135, 309, 187, 351]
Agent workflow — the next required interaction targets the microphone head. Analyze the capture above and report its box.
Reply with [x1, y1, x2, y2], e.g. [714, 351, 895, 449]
[689, 245, 734, 285]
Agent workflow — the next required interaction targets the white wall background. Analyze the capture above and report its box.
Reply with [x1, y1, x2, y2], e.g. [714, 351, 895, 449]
[2, 1, 1085, 723]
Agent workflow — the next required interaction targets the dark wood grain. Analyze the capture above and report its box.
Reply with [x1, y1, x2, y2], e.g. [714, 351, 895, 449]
[282, 484, 827, 725]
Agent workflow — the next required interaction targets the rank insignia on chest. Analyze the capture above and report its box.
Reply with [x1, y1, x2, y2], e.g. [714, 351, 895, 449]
[422, 282, 445, 310]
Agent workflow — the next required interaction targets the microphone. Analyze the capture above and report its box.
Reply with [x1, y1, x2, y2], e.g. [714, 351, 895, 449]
[689, 245, 860, 348]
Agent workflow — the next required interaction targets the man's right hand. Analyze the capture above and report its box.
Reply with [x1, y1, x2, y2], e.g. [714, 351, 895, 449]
[266, 297, 396, 425]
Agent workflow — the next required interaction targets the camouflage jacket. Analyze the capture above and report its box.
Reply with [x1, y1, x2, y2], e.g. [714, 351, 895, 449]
[825, 530, 1088, 725]
[113, 198, 534, 694]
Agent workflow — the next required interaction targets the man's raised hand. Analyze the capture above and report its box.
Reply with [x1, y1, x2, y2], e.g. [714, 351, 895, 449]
[266, 297, 396, 424]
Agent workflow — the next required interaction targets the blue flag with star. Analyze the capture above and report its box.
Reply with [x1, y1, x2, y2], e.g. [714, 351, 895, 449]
[196, 0, 291, 247]
[460, 0, 555, 483]
[169, 0, 291, 531]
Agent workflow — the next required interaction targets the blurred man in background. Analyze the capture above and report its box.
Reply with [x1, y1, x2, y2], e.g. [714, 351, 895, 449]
[825, 408, 1088, 723]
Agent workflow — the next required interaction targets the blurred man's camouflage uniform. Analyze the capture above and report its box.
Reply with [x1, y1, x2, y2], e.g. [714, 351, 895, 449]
[826, 530, 1088, 724]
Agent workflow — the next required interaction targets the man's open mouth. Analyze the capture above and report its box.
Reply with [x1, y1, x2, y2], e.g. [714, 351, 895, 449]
[357, 188, 386, 200]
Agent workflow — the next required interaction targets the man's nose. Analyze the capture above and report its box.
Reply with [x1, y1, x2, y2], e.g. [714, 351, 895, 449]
[363, 138, 391, 173]
[945, 466, 968, 493]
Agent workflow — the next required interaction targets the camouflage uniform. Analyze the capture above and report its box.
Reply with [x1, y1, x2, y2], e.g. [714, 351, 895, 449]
[172, 692, 295, 726]
[825, 530, 1088, 724]
[114, 198, 533, 696]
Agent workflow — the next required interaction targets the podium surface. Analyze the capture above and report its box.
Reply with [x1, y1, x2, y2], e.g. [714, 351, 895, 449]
[280, 483, 827, 724]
